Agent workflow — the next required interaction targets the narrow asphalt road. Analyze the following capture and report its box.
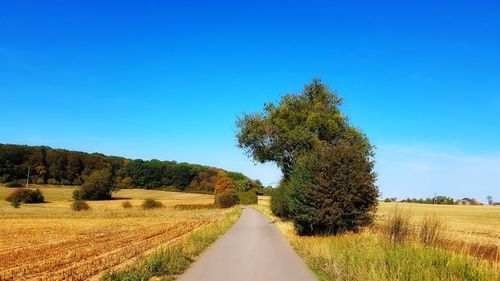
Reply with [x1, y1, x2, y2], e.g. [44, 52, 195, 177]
[178, 207, 318, 281]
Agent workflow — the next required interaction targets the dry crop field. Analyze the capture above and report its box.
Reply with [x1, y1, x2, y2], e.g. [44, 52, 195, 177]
[0, 185, 226, 281]
[376, 202, 500, 257]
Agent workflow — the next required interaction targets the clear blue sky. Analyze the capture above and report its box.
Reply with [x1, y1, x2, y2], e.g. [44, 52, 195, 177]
[1, 1, 499, 201]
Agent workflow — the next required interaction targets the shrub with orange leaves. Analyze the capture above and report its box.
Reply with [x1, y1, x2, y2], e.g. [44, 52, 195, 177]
[213, 171, 238, 208]
[214, 171, 235, 195]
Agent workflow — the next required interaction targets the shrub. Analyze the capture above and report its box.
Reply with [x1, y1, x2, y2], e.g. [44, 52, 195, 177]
[28, 189, 45, 203]
[72, 179, 83, 185]
[71, 200, 90, 211]
[142, 199, 164, 209]
[238, 191, 258, 205]
[60, 179, 71, 185]
[7, 189, 30, 202]
[80, 169, 115, 200]
[35, 177, 45, 184]
[122, 201, 133, 209]
[72, 190, 82, 200]
[271, 182, 290, 218]
[216, 189, 239, 208]
[5, 182, 22, 188]
[5, 181, 24, 187]
[47, 178, 59, 185]
[419, 214, 444, 246]
[11, 198, 21, 208]
[6, 188, 45, 203]
[384, 206, 412, 243]
[287, 144, 379, 235]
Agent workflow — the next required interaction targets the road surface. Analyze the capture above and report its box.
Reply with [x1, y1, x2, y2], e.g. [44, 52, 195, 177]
[178, 207, 318, 281]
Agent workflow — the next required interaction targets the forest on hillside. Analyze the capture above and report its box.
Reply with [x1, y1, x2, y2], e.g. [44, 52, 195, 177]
[0, 144, 265, 194]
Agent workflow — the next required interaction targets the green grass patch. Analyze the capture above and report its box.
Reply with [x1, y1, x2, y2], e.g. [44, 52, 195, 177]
[101, 207, 241, 281]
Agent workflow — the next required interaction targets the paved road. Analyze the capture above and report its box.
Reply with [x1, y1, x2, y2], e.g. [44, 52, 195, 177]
[178, 207, 318, 281]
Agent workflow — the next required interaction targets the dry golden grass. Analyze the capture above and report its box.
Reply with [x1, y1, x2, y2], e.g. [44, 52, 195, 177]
[257, 196, 500, 257]
[255, 196, 500, 281]
[377, 202, 500, 261]
[0, 185, 228, 281]
[376, 202, 500, 246]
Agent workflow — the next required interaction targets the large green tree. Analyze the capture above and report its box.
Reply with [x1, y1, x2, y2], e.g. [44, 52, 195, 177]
[236, 79, 371, 180]
[236, 79, 378, 235]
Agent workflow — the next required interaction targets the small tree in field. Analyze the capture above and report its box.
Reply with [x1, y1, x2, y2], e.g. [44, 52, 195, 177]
[80, 169, 115, 200]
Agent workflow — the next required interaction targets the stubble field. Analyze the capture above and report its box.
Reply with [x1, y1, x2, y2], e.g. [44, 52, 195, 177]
[0, 185, 229, 281]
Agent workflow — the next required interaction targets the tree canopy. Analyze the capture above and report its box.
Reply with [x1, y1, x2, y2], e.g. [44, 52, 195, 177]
[237, 79, 371, 180]
[237, 79, 379, 235]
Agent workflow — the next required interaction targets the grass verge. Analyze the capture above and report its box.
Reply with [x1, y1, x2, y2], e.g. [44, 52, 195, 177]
[100, 207, 241, 281]
[253, 201, 499, 281]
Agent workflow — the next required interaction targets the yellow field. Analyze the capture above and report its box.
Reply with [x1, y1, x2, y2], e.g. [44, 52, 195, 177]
[258, 196, 500, 249]
[256, 196, 500, 281]
[0, 185, 225, 281]
[376, 202, 500, 246]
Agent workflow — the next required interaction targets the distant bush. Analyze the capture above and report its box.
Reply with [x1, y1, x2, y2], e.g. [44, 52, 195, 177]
[238, 191, 258, 205]
[28, 189, 45, 203]
[384, 207, 412, 243]
[216, 189, 239, 208]
[142, 199, 164, 209]
[47, 178, 59, 185]
[60, 179, 71, 185]
[121, 201, 133, 209]
[35, 178, 45, 184]
[401, 196, 455, 205]
[419, 214, 445, 246]
[5, 182, 22, 188]
[11, 198, 21, 208]
[72, 179, 83, 185]
[6, 188, 45, 203]
[71, 200, 90, 211]
[72, 190, 82, 201]
[80, 169, 115, 200]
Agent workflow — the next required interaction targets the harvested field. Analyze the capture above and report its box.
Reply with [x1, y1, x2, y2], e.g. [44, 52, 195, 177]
[376, 202, 500, 246]
[0, 186, 227, 281]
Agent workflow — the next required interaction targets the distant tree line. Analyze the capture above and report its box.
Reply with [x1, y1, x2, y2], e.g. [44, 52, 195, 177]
[400, 196, 455, 205]
[383, 196, 487, 205]
[0, 144, 263, 194]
